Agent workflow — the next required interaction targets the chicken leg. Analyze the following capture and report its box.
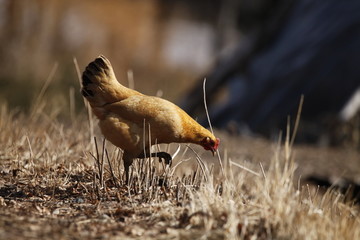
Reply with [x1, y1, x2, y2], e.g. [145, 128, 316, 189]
[122, 150, 172, 184]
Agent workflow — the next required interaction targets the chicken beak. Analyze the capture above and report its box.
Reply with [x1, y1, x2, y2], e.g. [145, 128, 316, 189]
[211, 148, 216, 156]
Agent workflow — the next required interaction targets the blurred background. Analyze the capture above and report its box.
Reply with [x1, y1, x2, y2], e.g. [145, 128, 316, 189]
[0, 0, 359, 147]
[0, 0, 225, 109]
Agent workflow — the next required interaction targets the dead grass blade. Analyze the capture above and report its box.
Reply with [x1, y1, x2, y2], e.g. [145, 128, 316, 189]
[203, 78, 225, 178]
[31, 62, 58, 118]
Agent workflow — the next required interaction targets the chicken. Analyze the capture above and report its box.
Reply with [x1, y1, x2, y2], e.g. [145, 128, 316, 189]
[81, 55, 220, 182]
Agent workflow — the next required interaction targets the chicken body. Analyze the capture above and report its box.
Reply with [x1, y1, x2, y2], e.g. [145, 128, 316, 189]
[81, 56, 219, 182]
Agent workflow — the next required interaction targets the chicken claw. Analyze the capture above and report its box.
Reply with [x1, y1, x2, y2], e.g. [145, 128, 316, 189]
[137, 151, 172, 166]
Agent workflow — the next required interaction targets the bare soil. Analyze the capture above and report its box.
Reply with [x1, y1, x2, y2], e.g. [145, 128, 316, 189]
[1, 109, 360, 239]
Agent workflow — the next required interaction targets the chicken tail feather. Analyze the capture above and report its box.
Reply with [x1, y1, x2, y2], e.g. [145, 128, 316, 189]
[81, 55, 130, 107]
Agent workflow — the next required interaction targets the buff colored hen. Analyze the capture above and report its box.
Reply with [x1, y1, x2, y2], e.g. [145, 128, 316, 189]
[81, 56, 219, 183]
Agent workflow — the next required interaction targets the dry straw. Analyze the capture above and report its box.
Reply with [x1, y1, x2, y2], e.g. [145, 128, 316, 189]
[1, 65, 359, 239]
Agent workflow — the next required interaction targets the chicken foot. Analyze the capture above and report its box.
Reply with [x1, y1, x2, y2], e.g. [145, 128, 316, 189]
[137, 151, 172, 166]
[122, 151, 172, 184]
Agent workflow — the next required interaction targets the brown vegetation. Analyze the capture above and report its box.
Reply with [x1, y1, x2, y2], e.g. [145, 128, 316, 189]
[1, 1, 360, 239]
[1, 96, 360, 239]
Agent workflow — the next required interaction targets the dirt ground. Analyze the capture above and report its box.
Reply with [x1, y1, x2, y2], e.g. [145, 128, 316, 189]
[216, 131, 360, 181]
[1, 112, 360, 239]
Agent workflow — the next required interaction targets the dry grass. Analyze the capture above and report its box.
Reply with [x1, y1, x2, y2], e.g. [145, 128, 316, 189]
[1, 100, 360, 240]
